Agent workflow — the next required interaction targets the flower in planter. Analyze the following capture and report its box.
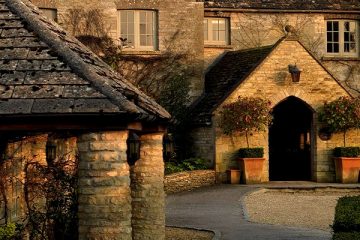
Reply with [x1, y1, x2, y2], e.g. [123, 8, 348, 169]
[319, 96, 360, 147]
[220, 96, 272, 148]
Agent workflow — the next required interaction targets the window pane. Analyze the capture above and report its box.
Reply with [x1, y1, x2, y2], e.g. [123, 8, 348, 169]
[219, 31, 226, 41]
[140, 12, 146, 23]
[40, 8, 57, 22]
[334, 43, 339, 52]
[204, 19, 208, 41]
[327, 43, 333, 52]
[327, 32, 332, 41]
[333, 22, 339, 31]
[327, 21, 332, 31]
[140, 23, 146, 34]
[218, 19, 225, 31]
[334, 32, 339, 42]
[121, 11, 127, 22]
[127, 11, 134, 21]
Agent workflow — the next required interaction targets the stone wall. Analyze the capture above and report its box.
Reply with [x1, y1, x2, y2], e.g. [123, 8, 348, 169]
[31, 0, 205, 98]
[190, 127, 215, 167]
[164, 170, 216, 194]
[211, 39, 354, 183]
[203, 11, 360, 95]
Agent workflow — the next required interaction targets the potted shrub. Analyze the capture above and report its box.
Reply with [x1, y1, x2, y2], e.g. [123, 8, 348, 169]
[221, 96, 272, 184]
[319, 96, 360, 183]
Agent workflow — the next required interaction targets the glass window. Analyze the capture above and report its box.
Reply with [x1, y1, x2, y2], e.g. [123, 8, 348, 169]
[119, 10, 157, 50]
[39, 8, 57, 22]
[326, 20, 358, 57]
[204, 17, 229, 45]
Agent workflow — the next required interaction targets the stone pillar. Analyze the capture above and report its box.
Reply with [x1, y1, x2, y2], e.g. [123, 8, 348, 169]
[131, 132, 165, 240]
[77, 131, 132, 240]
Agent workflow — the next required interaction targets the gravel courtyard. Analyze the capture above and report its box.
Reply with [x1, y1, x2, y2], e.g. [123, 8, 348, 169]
[244, 189, 360, 231]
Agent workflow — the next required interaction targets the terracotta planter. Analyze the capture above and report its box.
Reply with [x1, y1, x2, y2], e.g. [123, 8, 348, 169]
[238, 158, 265, 184]
[227, 169, 240, 184]
[334, 157, 360, 183]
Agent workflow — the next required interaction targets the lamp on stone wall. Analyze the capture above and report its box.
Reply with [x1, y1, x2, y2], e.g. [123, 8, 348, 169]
[288, 64, 301, 82]
[46, 142, 57, 164]
[127, 132, 140, 166]
[163, 133, 174, 161]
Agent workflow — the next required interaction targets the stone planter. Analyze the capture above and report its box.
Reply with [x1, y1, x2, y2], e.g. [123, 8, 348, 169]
[334, 157, 360, 183]
[227, 169, 240, 184]
[238, 158, 265, 184]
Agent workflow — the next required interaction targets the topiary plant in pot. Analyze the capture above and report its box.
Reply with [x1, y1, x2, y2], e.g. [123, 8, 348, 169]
[319, 96, 360, 183]
[220, 96, 272, 184]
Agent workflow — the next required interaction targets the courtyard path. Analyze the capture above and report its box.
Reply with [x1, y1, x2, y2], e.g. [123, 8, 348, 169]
[166, 184, 333, 240]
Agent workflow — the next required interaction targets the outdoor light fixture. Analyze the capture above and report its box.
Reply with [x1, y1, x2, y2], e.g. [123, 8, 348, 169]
[46, 142, 57, 164]
[163, 133, 174, 161]
[288, 64, 301, 82]
[127, 132, 140, 166]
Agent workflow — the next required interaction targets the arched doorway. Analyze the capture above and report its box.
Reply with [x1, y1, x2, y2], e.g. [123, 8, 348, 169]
[269, 96, 313, 181]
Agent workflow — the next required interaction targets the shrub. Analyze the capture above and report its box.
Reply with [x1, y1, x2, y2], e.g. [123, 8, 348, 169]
[165, 158, 208, 175]
[333, 232, 360, 240]
[238, 148, 264, 158]
[0, 223, 16, 240]
[220, 96, 272, 148]
[333, 147, 360, 158]
[319, 96, 360, 147]
[332, 196, 360, 233]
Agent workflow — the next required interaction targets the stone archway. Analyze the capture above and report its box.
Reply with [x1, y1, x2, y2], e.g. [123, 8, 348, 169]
[269, 96, 314, 181]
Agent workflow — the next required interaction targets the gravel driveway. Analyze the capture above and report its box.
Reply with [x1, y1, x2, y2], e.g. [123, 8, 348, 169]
[244, 189, 360, 231]
[166, 185, 334, 240]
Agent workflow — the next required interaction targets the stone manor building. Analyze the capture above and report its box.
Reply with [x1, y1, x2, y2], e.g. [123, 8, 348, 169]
[29, 0, 360, 184]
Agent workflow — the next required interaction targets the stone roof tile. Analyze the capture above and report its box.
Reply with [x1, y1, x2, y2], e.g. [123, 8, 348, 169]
[191, 44, 277, 125]
[203, 0, 360, 11]
[0, 0, 170, 121]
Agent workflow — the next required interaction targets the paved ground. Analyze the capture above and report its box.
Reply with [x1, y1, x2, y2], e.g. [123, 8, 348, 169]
[166, 183, 360, 240]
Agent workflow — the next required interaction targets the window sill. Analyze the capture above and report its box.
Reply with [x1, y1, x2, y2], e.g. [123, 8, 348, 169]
[322, 56, 360, 61]
[120, 50, 161, 55]
[204, 44, 233, 49]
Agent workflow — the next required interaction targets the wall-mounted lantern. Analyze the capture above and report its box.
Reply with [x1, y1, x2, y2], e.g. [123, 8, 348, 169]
[127, 132, 140, 166]
[46, 142, 57, 164]
[163, 133, 174, 161]
[288, 64, 301, 82]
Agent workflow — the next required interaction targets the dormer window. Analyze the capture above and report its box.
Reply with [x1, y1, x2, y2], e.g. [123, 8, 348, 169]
[204, 17, 230, 45]
[119, 10, 157, 51]
[326, 20, 359, 57]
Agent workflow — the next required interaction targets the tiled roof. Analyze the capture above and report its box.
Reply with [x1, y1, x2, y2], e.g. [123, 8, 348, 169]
[0, 0, 170, 121]
[203, 0, 360, 11]
[191, 44, 277, 125]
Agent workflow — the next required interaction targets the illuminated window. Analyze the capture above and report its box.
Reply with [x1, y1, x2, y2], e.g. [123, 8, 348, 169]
[119, 10, 157, 50]
[204, 18, 230, 45]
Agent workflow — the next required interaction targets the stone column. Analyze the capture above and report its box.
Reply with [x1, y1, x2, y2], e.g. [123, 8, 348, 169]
[77, 131, 132, 240]
[131, 132, 165, 240]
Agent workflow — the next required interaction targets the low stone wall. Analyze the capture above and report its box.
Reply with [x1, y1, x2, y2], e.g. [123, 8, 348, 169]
[164, 170, 216, 194]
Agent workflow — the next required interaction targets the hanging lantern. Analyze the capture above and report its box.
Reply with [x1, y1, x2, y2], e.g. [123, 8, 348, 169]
[288, 64, 301, 82]
[127, 132, 140, 166]
[46, 142, 57, 164]
[163, 133, 174, 161]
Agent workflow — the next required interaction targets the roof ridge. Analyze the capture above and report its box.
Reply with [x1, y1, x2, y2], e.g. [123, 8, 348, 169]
[6, 0, 170, 121]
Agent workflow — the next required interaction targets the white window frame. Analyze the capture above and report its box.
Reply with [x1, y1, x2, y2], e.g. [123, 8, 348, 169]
[204, 17, 230, 45]
[118, 10, 158, 51]
[325, 20, 359, 57]
[39, 8, 57, 22]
